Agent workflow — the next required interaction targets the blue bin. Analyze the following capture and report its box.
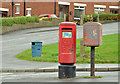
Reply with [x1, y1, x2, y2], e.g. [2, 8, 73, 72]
[31, 41, 42, 57]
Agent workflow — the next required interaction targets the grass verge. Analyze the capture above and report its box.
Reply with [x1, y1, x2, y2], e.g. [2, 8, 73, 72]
[83, 76, 103, 78]
[16, 33, 119, 63]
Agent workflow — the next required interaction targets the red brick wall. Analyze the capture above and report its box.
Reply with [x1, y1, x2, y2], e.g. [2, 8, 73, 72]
[56, 2, 59, 17]
[14, 2, 24, 17]
[105, 4, 110, 14]
[2, 1, 24, 17]
[85, 2, 94, 14]
[1, 1, 120, 21]
[2, 2, 55, 17]
[2, 2, 12, 17]
[26, 2, 54, 16]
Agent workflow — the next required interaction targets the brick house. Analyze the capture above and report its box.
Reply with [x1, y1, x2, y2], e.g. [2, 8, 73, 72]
[1, 0, 120, 21]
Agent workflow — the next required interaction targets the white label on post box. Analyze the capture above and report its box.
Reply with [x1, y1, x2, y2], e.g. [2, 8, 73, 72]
[62, 32, 72, 38]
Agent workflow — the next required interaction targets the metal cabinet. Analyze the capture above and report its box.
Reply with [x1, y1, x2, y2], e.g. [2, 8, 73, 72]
[31, 41, 42, 57]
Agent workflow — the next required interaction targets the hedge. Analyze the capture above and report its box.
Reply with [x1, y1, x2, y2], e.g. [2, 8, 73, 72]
[41, 17, 64, 21]
[83, 13, 120, 23]
[1, 17, 14, 26]
[13, 17, 26, 24]
[99, 14, 120, 21]
[1, 16, 39, 26]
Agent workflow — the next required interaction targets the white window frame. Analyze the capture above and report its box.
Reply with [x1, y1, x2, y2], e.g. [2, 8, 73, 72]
[109, 6, 119, 9]
[15, 4, 20, 14]
[58, 1, 70, 5]
[94, 5, 106, 13]
[74, 3, 86, 20]
[26, 8, 32, 16]
[74, 3, 87, 7]
[94, 5, 106, 8]
[74, 3, 86, 10]
[0, 8, 9, 11]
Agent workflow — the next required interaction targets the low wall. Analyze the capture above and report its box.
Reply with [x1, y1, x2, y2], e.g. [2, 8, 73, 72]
[0, 19, 63, 35]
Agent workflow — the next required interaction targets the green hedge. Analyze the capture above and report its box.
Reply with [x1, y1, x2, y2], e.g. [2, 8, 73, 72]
[1, 16, 39, 26]
[99, 13, 119, 20]
[13, 17, 26, 24]
[83, 13, 120, 24]
[42, 17, 64, 21]
[1, 17, 14, 26]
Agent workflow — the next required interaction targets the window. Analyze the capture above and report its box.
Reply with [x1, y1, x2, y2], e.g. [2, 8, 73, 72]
[50, 15, 57, 18]
[26, 8, 31, 16]
[15, 4, 20, 14]
[27, 10, 31, 15]
[43, 15, 48, 17]
[80, 6, 84, 8]
[74, 9, 85, 18]
[74, 3, 86, 20]
[94, 7, 105, 13]
[94, 5, 106, 14]
[110, 9, 119, 14]
[74, 6, 79, 8]
[74, 6, 85, 18]
[39, 15, 42, 18]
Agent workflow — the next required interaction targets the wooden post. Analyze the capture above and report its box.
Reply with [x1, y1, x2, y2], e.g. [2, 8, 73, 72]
[91, 46, 95, 77]
[80, 15, 83, 25]
[97, 14, 99, 22]
[64, 14, 66, 22]
[80, 40, 85, 57]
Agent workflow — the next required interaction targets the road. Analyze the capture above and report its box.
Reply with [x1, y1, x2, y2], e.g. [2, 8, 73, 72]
[0, 71, 119, 82]
[0, 22, 119, 70]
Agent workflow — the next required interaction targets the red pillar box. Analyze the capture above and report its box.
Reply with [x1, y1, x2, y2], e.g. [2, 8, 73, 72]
[83, 22, 102, 46]
[59, 22, 76, 64]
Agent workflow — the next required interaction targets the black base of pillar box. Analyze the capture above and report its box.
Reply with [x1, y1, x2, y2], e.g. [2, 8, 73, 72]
[58, 65, 76, 79]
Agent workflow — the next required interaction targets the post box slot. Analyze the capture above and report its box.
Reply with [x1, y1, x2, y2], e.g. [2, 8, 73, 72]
[32, 42, 35, 45]
[62, 28, 72, 30]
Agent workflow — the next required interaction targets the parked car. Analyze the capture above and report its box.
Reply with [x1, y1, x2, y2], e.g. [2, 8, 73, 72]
[39, 14, 57, 20]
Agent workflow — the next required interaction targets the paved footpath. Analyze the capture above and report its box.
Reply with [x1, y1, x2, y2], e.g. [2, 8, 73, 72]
[0, 22, 119, 72]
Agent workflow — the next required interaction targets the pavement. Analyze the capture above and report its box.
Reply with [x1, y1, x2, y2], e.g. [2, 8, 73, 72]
[1, 71, 119, 82]
[1, 63, 120, 72]
[0, 22, 119, 72]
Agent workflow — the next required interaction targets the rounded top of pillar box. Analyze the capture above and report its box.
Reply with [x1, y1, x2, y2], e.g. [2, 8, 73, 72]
[59, 22, 76, 26]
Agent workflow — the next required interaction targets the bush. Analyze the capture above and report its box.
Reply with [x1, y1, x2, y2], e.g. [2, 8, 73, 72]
[83, 13, 119, 24]
[99, 13, 119, 21]
[83, 14, 93, 23]
[1, 17, 14, 26]
[92, 13, 98, 22]
[41, 17, 64, 21]
[26, 16, 35, 23]
[13, 17, 26, 24]
[34, 16, 39, 23]
[1, 16, 39, 26]
[42, 18, 53, 21]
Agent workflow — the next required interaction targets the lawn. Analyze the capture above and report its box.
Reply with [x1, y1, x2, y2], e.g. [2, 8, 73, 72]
[16, 33, 119, 63]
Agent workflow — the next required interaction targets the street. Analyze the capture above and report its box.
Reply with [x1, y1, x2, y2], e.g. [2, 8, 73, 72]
[1, 71, 119, 82]
[1, 0, 120, 83]
[0, 22, 119, 83]
[0, 22, 119, 70]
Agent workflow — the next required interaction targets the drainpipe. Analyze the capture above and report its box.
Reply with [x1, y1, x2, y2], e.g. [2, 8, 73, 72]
[54, 0, 56, 14]
[12, 0, 14, 17]
[24, 0, 26, 16]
